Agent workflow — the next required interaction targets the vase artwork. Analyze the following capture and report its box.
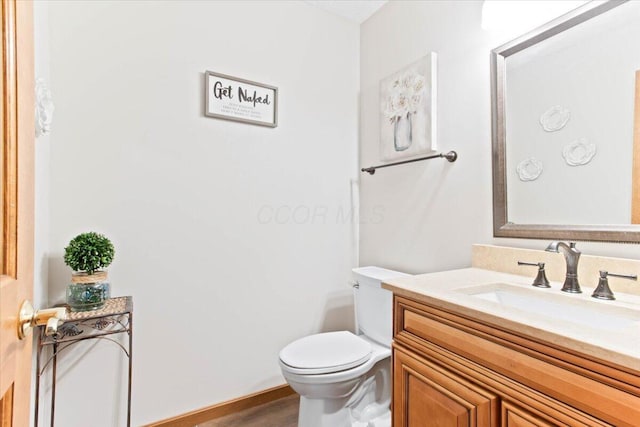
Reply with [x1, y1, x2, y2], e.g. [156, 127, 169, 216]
[380, 53, 437, 161]
[394, 112, 413, 151]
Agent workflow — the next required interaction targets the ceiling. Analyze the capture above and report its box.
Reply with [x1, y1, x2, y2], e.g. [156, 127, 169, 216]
[304, 0, 388, 24]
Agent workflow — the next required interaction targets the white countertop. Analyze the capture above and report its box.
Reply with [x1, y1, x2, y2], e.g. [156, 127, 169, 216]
[382, 268, 640, 372]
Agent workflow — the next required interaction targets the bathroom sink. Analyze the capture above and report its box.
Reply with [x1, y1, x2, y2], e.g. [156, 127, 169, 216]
[457, 283, 640, 332]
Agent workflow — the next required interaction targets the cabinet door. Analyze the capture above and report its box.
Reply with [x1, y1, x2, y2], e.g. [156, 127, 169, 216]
[393, 346, 499, 427]
[502, 401, 557, 427]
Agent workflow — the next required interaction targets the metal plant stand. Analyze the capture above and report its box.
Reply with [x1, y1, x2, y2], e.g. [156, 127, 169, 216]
[34, 296, 133, 427]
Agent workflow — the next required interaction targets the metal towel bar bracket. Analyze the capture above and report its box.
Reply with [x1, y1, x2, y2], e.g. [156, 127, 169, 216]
[361, 151, 457, 175]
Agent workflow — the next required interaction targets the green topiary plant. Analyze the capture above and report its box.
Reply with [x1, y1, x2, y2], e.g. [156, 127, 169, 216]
[64, 232, 115, 275]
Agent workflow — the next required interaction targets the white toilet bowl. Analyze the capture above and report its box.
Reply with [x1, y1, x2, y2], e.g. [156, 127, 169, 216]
[279, 267, 409, 427]
[280, 332, 391, 427]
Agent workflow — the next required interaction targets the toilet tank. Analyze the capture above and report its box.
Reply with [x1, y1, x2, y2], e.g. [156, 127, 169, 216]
[352, 266, 409, 347]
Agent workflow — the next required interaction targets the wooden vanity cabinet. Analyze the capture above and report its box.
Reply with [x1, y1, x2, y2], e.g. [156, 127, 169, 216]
[393, 345, 499, 426]
[391, 295, 640, 427]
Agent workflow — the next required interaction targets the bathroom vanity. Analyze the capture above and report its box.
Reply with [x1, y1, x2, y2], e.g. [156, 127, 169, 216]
[383, 265, 640, 427]
[388, 2, 640, 425]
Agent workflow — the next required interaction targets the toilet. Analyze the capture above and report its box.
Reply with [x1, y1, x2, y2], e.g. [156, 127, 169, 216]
[279, 266, 409, 427]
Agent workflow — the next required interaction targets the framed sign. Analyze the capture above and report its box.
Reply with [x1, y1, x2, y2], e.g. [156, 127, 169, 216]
[205, 71, 278, 127]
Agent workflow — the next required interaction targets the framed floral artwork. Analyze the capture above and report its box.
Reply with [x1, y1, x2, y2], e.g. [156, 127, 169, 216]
[380, 53, 437, 161]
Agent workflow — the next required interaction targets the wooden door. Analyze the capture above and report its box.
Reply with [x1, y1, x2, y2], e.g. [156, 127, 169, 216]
[0, 0, 35, 426]
[393, 346, 499, 427]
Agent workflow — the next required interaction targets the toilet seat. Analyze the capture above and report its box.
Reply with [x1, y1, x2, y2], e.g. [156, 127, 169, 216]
[279, 331, 372, 375]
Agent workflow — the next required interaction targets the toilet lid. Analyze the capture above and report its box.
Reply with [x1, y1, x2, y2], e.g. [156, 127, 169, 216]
[279, 331, 372, 375]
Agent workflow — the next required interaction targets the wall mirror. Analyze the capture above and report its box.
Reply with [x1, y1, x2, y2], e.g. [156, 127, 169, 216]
[491, 0, 640, 242]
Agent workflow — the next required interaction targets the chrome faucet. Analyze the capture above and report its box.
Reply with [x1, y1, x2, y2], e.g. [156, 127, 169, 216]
[545, 241, 581, 293]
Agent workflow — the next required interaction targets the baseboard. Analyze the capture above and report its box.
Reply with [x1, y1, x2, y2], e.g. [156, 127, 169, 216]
[145, 384, 295, 427]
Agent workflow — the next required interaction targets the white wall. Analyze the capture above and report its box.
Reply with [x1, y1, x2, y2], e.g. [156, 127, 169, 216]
[33, 0, 50, 327]
[32, 2, 51, 426]
[360, 0, 496, 273]
[43, 1, 359, 425]
[359, 0, 640, 274]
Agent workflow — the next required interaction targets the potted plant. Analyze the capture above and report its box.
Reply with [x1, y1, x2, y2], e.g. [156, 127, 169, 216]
[64, 232, 115, 311]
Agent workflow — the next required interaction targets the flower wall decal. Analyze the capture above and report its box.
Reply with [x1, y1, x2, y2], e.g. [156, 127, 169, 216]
[562, 138, 597, 166]
[539, 105, 570, 132]
[516, 158, 544, 181]
[35, 78, 55, 137]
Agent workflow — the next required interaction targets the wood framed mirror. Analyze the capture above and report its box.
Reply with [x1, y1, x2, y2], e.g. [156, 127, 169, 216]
[491, 0, 640, 243]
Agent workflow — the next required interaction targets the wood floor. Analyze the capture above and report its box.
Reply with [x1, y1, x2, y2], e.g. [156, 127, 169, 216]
[198, 394, 299, 427]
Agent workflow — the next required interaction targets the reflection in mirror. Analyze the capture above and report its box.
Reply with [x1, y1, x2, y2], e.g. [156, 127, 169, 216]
[492, 0, 640, 242]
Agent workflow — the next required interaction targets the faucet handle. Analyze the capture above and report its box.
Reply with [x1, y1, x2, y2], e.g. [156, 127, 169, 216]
[592, 271, 637, 300]
[517, 261, 551, 288]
